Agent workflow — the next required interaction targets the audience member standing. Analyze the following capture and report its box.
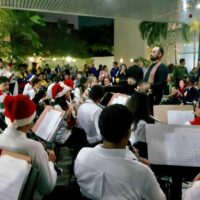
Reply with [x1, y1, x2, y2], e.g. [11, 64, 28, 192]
[0, 76, 10, 114]
[0, 58, 4, 76]
[98, 65, 110, 81]
[173, 58, 188, 87]
[110, 61, 119, 83]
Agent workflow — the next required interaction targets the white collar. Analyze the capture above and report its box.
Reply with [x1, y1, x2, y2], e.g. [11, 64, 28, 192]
[3, 127, 27, 139]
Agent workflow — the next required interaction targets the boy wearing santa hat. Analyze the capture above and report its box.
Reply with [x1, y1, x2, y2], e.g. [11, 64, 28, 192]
[0, 94, 57, 196]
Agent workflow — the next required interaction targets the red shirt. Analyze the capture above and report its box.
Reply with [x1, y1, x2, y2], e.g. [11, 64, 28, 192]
[190, 117, 200, 125]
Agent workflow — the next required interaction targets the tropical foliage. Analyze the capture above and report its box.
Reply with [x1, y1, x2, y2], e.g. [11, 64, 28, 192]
[36, 21, 114, 58]
[0, 9, 45, 60]
[0, 9, 114, 60]
[139, 21, 168, 46]
[78, 23, 114, 56]
[139, 21, 190, 47]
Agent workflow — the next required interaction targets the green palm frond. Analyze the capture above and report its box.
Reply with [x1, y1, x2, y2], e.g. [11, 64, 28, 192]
[182, 24, 190, 42]
[139, 21, 168, 47]
[0, 9, 45, 58]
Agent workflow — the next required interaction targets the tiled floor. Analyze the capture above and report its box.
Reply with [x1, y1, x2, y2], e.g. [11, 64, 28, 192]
[34, 147, 73, 200]
[56, 146, 73, 185]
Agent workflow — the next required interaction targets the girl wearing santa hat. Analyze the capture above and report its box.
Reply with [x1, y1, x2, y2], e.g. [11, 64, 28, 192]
[48, 82, 76, 145]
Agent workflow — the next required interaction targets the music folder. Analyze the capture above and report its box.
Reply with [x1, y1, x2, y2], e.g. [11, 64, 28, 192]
[153, 105, 193, 124]
[0, 151, 32, 200]
[146, 124, 200, 167]
[108, 93, 130, 106]
[32, 105, 65, 142]
[100, 92, 113, 107]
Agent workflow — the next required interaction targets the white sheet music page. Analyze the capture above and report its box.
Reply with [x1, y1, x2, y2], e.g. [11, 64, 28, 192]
[164, 129, 200, 167]
[35, 109, 61, 140]
[0, 155, 31, 200]
[167, 110, 194, 125]
[146, 124, 200, 167]
[111, 96, 128, 105]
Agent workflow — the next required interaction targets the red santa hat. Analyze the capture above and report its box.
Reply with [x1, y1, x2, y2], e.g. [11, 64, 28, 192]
[4, 94, 36, 128]
[64, 79, 74, 89]
[49, 82, 70, 99]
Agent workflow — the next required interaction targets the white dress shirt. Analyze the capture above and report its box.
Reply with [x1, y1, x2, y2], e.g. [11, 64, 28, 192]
[74, 144, 166, 200]
[130, 120, 147, 145]
[0, 127, 57, 195]
[183, 181, 200, 200]
[77, 99, 102, 144]
[23, 82, 32, 96]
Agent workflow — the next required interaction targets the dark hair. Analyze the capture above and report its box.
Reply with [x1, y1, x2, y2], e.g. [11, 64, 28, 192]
[102, 65, 107, 70]
[0, 76, 9, 84]
[102, 77, 111, 86]
[0, 58, 3, 62]
[32, 62, 37, 66]
[78, 77, 88, 93]
[113, 61, 118, 66]
[158, 47, 164, 57]
[18, 63, 28, 69]
[126, 92, 151, 129]
[89, 85, 104, 101]
[180, 58, 185, 64]
[98, 64, 103, 71]
[98, 104, 133, 143]
[134, 59, 139, 63]
[197, 98, 200, 108]
[54, 95, 68, 110]
[32, 77, 40, 86]
[38, 72, 45, 76]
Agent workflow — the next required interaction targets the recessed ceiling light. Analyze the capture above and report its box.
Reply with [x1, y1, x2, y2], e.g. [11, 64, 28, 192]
[196, 3, 200, 9]
[182, 0, 188, 11]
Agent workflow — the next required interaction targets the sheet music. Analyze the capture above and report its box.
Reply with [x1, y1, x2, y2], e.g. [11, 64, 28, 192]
[146, 124, 200, 167]
[164, 132, 200, 166]
[167, 110, 194, 125]
[0, 155, 31, 200]
[35, 110, 62, 140]
[111, 96, 128, 105]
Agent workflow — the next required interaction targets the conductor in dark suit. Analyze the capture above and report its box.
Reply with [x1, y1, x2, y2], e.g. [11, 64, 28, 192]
[144, 47, 168, 105]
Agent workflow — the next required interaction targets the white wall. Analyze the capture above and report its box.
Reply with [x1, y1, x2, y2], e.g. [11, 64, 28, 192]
[114, 18, 146, 66]
[30, 56, 114, 71]
[92, 56, 114, 70]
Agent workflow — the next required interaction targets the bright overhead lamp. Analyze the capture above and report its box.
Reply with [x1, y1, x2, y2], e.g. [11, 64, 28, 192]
[182, 0, 188, 11]
[196, 3, 200, 9]
[29, 57, 34, 62]
[65, 56, 72, 62]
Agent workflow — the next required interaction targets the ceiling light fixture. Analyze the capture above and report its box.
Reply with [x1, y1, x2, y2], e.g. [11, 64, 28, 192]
[196, 3, 200, 9]
[182, 0, 188, 11]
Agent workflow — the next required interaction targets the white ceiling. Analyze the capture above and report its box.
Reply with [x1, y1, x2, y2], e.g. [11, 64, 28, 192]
[0, 0, 200, 23]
